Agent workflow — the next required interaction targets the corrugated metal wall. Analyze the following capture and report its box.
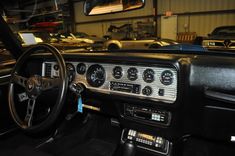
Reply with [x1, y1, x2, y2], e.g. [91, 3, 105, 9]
[158, 0, 235, 13]
[157, 0, 235, 36]
[74, 0, 235, 37]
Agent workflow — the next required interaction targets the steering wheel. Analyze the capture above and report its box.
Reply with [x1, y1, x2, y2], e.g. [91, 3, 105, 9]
[8, 44, 68, 133]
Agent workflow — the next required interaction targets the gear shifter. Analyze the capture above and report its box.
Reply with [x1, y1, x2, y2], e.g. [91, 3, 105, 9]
[123, 141, 136, 156]
[114, 140, 136, 156]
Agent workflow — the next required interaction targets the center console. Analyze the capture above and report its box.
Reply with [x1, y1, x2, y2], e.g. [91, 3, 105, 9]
[121, 129, 171, 155]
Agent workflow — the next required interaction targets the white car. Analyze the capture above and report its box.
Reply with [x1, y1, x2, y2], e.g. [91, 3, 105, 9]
[105, 38, 177, 50]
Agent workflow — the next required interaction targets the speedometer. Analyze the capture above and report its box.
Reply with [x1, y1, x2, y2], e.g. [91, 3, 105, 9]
[86, 64, 106, 87]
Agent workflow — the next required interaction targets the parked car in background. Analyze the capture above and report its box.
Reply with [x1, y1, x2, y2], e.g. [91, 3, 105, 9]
[202, 25, 235, 51]
[27, 12, 64, 33]
[72, 32, 105, 50]
[53, 32, 105, 50]
[105, 37, 178, 50]
[16, 31, 91, 51]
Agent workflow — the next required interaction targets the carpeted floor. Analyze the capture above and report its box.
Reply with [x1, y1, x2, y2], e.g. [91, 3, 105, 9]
[0, 114, 121, 156]
[40, 114, 121, 156]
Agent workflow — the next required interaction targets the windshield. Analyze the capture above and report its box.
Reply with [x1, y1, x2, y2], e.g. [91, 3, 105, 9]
[211, 26, 235, 36]
[0, 39, 14, 63]
[0, 0, 235, 53]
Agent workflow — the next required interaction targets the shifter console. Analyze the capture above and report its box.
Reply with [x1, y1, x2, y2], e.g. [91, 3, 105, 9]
[121, 129, 171, 155]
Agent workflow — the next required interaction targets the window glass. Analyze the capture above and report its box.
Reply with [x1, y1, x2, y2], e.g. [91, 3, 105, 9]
[0, 40, 14, 63]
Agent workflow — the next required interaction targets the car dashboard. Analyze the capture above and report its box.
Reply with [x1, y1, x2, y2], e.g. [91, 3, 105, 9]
[27, 51, 235, 156]
[43, 62, 178, 104]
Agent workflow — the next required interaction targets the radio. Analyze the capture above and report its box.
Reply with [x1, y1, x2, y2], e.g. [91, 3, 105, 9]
[124, 104, 171, 126]
[110, 81, 140, 94]
[121, 129, 170, 155]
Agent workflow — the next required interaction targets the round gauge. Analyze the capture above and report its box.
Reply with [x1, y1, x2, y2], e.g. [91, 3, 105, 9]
[143, 69, 155, 83]
[86, 64, 106, 87]
[142, 86, 153, 96]
[66, 63, 76, 83]
[127, 67, 138, 81]
[77, 63, 86, 75]
[113, 66, 123, 79]
[160, 70, 174, 85]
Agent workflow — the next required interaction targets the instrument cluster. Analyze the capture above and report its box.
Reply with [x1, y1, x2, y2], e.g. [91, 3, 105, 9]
[43, 62, 178, 103]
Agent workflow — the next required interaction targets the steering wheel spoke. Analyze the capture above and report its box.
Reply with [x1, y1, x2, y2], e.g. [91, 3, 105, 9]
[24, 98, 36, 128]
[12, 73, 28, 89]
[42, 77, 61, 91]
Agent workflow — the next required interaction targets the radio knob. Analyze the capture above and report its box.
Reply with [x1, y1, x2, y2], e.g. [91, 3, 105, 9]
[142, 86, 152, 96]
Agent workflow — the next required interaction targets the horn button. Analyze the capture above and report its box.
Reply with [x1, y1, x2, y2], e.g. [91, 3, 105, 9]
[26, 75, 42, 98]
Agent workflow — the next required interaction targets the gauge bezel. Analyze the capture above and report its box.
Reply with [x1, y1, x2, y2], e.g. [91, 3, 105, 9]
[127, 67, 138, 81]
[160, 70, 174, 86]
[113, 66, 123, 79]
[143, 68, 155, 83]
[76, 63, 86, 75]
[86, 64, 106, 87]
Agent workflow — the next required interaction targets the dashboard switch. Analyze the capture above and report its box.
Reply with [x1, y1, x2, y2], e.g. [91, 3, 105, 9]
[158, 89, 165, 96]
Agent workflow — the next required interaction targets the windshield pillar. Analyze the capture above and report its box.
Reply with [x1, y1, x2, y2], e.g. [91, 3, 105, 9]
[0, 15, 23, 59]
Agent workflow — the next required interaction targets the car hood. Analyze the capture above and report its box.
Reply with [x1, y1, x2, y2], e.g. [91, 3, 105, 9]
[207, 35, 235, 40]
[85, 36, 105, 42]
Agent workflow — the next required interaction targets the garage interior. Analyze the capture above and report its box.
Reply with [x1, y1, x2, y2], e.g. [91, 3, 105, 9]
[1, 0, 235, 44]
[1, 1, 235, 156]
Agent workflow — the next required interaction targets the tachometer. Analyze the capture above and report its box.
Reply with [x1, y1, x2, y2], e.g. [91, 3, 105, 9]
[86, 64, 106, 87]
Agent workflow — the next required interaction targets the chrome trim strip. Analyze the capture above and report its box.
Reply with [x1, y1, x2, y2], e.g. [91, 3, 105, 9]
[0, 74, 11, 79]
[42, 63, 46, 77]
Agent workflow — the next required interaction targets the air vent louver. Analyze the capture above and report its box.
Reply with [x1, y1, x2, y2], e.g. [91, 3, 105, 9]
[45, 63, 52, 77]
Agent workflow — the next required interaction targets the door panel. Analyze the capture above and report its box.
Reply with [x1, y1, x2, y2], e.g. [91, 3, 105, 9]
[0, 60, 16, 133]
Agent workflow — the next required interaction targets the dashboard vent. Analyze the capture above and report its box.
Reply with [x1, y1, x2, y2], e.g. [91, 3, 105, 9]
[45, 63, 52, 77]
